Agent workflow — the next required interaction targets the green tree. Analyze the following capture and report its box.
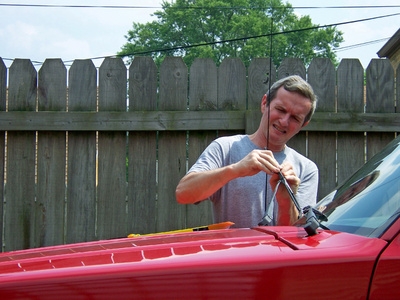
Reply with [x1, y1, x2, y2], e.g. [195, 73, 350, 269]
[118, 0, 343, 67]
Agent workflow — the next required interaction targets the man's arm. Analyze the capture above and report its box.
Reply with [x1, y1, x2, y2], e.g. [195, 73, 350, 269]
[175, 165, 239, 204]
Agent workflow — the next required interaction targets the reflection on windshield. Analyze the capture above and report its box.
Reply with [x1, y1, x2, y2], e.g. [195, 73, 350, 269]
[319, 171, 380, 214]
[312, 137, 400, 238]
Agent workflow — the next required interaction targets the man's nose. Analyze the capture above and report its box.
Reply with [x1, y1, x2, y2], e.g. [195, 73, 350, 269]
[280, 114, 290, 126]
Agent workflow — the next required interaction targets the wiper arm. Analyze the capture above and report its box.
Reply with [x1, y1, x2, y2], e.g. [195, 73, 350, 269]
[278, 171, 302, 216]
[277, 171, 330, 235]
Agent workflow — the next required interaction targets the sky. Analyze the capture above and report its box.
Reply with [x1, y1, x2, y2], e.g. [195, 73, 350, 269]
[0, 0, 399, 70]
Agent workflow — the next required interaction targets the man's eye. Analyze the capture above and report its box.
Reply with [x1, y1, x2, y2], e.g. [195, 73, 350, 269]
[292, 116, 302, 123]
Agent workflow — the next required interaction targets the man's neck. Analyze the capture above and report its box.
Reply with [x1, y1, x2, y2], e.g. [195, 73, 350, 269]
[248, 133, 285, 152]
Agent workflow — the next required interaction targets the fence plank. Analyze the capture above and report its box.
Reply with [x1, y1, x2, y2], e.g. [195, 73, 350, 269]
[36, 59, 67, 247]
[0, 58, 6, 110]
[278, 58, 306, 80]
[218, 58, 246, 138]
[127, 56, 158, 235]
[5, 59, 37, 251]
[248, 58, 276, 109]
[246, 58, 276, 134]
[366, 59, 396, 159]
[336, 59, 365, 185]
[97, 58, 128, 239]
[0, 58, 6, 250]
[157, 57, 188, 231]
[66, 60, 97, 243]
[186, 58, 217, 227]
[307, 58, 336, 199]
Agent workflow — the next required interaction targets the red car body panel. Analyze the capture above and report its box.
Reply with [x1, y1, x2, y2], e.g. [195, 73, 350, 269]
[369, 218, 400, 300]
[0, 226, 395, 299]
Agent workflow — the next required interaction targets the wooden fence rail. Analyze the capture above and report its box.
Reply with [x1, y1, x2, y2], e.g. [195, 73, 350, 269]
[0, 56, 398, 251]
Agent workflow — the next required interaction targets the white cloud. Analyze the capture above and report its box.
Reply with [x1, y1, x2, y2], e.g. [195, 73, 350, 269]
[3, 21, 40, 56]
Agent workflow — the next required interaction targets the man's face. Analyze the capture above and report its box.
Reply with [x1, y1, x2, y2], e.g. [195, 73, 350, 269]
[261, 87, 312, 151]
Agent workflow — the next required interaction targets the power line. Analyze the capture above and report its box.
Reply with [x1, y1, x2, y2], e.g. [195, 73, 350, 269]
[332, 38, 390, 53]
[0, 3, 400, 9]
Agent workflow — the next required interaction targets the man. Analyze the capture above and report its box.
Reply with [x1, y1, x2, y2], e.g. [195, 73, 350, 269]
[176, 75, 319, 228]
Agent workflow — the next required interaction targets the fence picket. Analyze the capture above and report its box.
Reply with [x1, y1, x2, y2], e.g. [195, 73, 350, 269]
[36, 59, 67, 247]
[0, 58, 6, 248]
[336, 59, 365, 185]
[246, 58, 276, 134]
[66, 59, 97, 243]
[218, 58, 246, 138]
[157, 57, 188, 231]
[127, 57, 158, 235]
[186, 58, 217, 227]
[5, 59, 37, 251]
[278, 58, 306, 80]
[308, 58, 336, 199]
[366, 59, 396, 159]
[97, 58, 128, 239]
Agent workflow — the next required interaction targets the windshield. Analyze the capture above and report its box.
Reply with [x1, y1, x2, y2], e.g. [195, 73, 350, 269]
[299, 136, 400, 238]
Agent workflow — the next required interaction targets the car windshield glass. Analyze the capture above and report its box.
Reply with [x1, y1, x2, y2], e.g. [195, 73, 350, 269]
[302, 137, 400, 238]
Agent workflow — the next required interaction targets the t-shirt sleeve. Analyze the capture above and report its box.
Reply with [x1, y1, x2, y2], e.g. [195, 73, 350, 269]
[188, 140, 224, 173]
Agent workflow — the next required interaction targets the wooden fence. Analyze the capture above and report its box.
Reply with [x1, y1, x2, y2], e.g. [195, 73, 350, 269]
[0, 56, 398, 252]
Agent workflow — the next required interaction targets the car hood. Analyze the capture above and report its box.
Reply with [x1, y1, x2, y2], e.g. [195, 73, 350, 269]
[0, 226, 386, 277]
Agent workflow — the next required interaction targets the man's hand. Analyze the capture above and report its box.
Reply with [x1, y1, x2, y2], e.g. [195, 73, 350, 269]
[233, 149, 281, 177]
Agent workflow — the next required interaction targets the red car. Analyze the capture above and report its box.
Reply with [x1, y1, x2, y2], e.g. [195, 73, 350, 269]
[0, 135, 399, 299]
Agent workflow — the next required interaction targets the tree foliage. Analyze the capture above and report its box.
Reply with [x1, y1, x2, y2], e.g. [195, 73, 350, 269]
[118, 0, 343, 67]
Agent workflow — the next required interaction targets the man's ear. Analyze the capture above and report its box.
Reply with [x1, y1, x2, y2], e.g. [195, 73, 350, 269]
[261, 94, 268, 112]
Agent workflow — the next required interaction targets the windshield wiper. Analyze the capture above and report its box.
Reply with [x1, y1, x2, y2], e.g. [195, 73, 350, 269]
[278, 172, 330, 235]
[259, 172, 329, 235]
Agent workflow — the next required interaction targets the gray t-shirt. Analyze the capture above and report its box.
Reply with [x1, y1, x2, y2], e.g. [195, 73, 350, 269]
[188, 134, 319, 228]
